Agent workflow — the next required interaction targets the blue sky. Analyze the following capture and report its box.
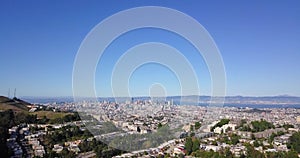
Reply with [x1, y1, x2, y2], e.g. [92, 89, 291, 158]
[0, 1, 299, 97]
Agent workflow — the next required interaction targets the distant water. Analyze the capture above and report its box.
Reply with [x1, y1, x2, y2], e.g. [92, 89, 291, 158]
[21, 97, 300, 109]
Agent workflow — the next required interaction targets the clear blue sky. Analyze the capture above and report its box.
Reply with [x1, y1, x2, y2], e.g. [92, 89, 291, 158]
[0, 1, 299, 97]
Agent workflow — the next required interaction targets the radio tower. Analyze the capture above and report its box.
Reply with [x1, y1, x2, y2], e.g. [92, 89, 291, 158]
[14, 88, 16, 98]
[8, 88, 10, 98]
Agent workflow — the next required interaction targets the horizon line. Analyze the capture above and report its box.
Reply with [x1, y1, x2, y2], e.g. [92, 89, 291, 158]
[15, 94, 300, 98]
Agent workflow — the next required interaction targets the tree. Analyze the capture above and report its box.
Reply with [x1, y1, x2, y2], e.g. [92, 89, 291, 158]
[283, 124, 294, 130]
[224, 147, 234, 158]
[185, 137, 193, 155]
[246, 144, 264, 158]
[286, 150, 298, 158]
[60, 148, 76, 158]
[192, 150, 221, 158]
[240, 153, 246, 158]
[251, 119, 274, 132]
[158, 123, 162, 129]
[190, 132, 195, 137]
[288, 132, 300, 153]
[211, 119, 230, 131]
[230, 134, 240, 145]
[46, 150, 58, 158]
[192, 139, 200, 152]
[195, 122, 201, 130]
[251, 133, 256, 140]
[190, 125, 194, 131]
[253, 140, 260, 147]
[240, 119, 247, 125]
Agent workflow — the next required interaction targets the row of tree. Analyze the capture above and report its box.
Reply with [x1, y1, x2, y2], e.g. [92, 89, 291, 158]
[240, 119, 274, 133]
[211, 119, 230, 131]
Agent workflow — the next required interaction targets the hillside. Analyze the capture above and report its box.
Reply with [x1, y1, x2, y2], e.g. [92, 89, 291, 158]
[0, 96, 30, 112]
[33, 111, 73, 120]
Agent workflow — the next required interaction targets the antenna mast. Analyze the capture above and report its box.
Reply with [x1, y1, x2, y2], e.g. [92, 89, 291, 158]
[14, 88, 16, 98]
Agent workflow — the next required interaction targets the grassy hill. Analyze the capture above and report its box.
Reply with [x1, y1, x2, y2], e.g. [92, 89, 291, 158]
[32, 111, 72, 120]
[0, 96, 76, 120]
[0, 96, 30, 112]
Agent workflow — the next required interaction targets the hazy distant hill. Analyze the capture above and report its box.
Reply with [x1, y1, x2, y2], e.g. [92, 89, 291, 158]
[0, 96, 30, 112]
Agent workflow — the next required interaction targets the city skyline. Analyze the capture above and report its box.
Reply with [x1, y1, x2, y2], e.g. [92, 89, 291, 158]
[1, 1, 300, 97]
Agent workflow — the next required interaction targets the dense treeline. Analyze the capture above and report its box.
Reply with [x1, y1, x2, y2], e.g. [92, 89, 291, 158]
[43, 125, 93, 146]
[0, 110, 37, 156]
[184, 137, 200, 155]
[211, 119, 230, 131]
[0, 110, 14, 156]
[288, 132, 300, 153]
[240, 119, 274, 132]
[251, 119, 275, 132]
